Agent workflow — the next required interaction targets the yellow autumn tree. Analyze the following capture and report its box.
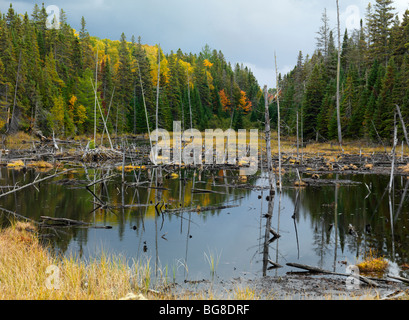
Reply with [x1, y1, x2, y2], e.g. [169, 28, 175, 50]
[203, 59, 213, 68]
[68, 95, 87, 126]
[238, 91, 252, 115]
[50, 95, 65, 135]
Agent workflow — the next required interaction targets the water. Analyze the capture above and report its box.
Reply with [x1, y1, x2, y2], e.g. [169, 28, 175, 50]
[1, 165, 408, 283]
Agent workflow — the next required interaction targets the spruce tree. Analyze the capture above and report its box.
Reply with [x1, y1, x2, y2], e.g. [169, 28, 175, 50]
[303, 64, 325, 140]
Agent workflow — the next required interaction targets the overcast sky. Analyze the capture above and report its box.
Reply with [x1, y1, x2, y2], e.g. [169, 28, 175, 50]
[2, 0, 409, 88]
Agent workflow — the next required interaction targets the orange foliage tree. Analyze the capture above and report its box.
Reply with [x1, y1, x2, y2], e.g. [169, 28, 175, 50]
[219, 89, 231, 112]
[238, 90, 252, 114]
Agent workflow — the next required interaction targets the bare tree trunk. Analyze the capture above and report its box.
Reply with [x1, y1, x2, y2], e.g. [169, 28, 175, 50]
[275, 53, 282, 192]
[264, 86, 276, 195]
[296, 112, 299, 161]
[136, 61, 152, 150]
[396, 104, 409, 150]
[336, 0, 343, 149]
[389, 112, 398, 194]
[156, 45, 161, 141]
[94, 48, 98, 145]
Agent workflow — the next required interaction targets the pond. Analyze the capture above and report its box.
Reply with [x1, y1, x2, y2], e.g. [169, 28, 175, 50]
[1, 164, 408, 285]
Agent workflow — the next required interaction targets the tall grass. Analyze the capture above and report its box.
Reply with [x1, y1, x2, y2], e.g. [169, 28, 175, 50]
[204, 248, 222, 277]
[0, 221, 165, 300]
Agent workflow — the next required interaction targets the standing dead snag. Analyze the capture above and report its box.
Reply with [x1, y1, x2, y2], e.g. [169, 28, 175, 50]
[263, 85, 276, 195]
[275, 53, 282, 193]
[336, 0, 343, 150]
[389, 112, 398, 194]
[396, 104, 409, 150]
[261, 85, 280, 276]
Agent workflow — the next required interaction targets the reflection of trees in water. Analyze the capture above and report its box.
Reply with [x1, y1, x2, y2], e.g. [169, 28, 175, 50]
[283, 173, 409, 268]
[0, 167, 254, 258]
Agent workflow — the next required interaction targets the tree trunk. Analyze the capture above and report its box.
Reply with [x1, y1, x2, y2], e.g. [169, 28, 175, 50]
[264, 85, 276, 195]
[336, 0, 343, 149]
[275, 53, 282, 192]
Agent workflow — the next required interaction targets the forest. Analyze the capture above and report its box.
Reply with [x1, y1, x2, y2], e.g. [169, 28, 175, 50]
[0, 0, 409, 146]
[274, 0, 409, 144]
[0, 3, 260, 138]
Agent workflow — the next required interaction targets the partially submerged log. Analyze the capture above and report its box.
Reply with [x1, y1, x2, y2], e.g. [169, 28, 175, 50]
[286, 263, 378, 287]
[167, 204, 239, 214]
[40, 216, 90, 226]
[0, 169, 74, 199]
[40, 216, 112, 229]
[388, 274, 409, 285]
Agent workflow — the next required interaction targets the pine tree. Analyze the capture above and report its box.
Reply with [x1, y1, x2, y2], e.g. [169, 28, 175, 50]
[115, 32, 133, 133]
[374, 57, 396, 139]
[367, 0, 396, 67]
[303, 64, 325, 140]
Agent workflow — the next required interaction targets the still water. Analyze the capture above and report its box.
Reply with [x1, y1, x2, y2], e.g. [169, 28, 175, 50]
[1, 165, 408, 283]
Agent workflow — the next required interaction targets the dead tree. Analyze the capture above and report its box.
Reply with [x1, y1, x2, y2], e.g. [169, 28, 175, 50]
[336, 0, 343, 149]
[263, 85, 276, 195]
[275, 53, 282, 192]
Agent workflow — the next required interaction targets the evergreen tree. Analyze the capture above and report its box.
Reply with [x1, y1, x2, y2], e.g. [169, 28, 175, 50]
[367, 0, 396, 66]
[303, 64, 325, 140]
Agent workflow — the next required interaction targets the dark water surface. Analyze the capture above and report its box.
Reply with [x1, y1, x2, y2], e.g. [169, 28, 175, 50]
[1, 165, 408, 283]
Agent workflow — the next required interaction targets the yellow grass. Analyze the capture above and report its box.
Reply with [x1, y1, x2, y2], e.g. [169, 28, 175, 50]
[5, 132, 37, 149]
[0, 221, 164, 300]
[399, 164, 409, 174]
[356, 250, 389, 276]
[116, 165, 146, 172]
[7, 160, 25, 168]
[27, 161, 53, 169]
[1, 222, 405, 300]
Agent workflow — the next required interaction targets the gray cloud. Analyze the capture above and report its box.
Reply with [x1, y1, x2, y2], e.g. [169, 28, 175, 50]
[1, 0, 409, 88]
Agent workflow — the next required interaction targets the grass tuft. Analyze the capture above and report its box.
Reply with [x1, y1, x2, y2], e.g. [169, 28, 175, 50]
[356, 249, 389, 276]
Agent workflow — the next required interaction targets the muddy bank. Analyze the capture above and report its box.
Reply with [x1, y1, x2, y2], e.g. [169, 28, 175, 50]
[175, 272, 409, 300]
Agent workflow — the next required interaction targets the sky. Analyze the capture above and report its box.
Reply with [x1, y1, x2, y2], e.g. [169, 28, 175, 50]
[1, 0, 409, 88]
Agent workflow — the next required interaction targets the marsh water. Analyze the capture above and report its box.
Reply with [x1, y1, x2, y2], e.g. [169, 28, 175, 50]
[1, 164, 409, 284]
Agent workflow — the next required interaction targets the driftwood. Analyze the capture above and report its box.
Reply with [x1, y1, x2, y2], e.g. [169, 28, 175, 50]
[192, 188, 228, 195]
[388, 275, 409, 285]
[268, 259, 283, 270]
[0, 207, 39, 224]
[168, 204, 239, 214]
[286, 263, 378, 287]
[40, 216, 90, 226]
[40, 216, 112, 229]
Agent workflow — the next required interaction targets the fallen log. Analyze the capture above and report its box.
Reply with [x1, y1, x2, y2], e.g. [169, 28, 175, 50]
[192, 188, 228, 195]
[0, 169, 74, 199]
[167, 204, 239, 213]
[286, 263, 378, 287]
[40, 216, 90, 226]
[388, 275, 409, 285]
[268, 259, 283, 269]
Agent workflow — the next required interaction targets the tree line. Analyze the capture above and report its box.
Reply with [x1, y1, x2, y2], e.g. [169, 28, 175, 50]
[272, 0, 409, 144]
[0, 3, 262, 139]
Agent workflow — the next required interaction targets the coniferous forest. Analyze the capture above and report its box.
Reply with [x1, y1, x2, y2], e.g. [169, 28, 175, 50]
[0, 3, 261, 138]
[0, 0, 409, 145]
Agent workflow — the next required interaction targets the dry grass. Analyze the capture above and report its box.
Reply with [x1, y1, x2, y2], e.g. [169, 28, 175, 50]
[0, 222, 404, 301]
[356, 250, 389, 276]
[116, 165, 146, 172]
[27, 161, 53, 169]
[7, 160, 25, 168]
[399, 164, 409, 174]
[0, 221, 167, 300]
[5, 132, 37, 149]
